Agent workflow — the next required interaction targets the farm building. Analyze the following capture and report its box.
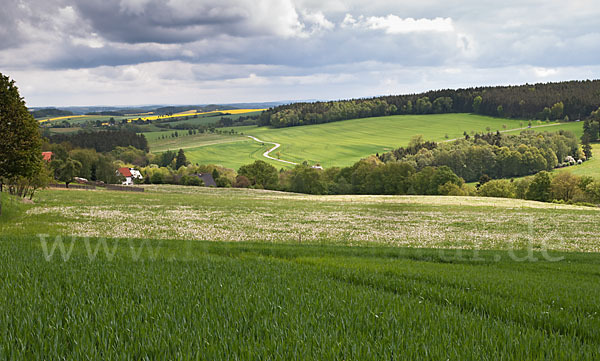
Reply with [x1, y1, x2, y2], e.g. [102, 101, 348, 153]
[117, 167, 143, 185]
[194, 173, 216, 187]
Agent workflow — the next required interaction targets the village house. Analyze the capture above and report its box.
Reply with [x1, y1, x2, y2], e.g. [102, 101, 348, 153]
[42, 151, 53, 162]
[117, 167, 143, 185]
[194, 173, 217, 187]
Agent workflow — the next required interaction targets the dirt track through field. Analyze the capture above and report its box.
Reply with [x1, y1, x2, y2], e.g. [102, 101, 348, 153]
[247, 135, 298, 165]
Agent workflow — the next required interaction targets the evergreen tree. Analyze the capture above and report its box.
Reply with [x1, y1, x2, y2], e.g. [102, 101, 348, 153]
[583, 141, 593, 159]
[175, 149, 187, 169]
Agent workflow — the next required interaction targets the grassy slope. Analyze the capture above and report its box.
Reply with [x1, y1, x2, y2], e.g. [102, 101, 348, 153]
[553, 143, 600, 177]
[1, 187, 600, 359]
[144, 132, 248, 153]
[147, 114, 584, 170]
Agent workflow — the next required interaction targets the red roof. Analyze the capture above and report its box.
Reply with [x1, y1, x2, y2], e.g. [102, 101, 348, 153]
[42, 152, 53, 162]
[117, 167, 132, 177]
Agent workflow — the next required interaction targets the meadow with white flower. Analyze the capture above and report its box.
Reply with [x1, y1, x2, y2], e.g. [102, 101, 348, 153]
[1, 186, 600, 360]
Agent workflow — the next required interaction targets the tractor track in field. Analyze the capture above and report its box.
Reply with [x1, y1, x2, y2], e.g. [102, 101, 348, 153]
[247, 136, 298, 165]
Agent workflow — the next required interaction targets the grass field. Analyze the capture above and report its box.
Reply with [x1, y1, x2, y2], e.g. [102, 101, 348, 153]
[165, 110, 263, 127]
[553, 144, 600, 177]
[147, 114, 585, 170]
[1, 187, 600, 359]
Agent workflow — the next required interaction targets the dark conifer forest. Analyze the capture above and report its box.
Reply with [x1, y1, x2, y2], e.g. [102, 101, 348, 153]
[259, 80, 600, 128]
[48, 130, 148, 152]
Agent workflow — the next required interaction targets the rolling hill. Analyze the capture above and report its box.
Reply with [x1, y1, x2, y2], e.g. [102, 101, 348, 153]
[146, 113, 585, 170]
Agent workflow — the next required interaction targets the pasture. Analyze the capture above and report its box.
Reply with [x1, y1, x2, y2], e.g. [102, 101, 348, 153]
[554, 143, 600, 178]
[1, 187, 600, 359]
[147, 113, 584, 170]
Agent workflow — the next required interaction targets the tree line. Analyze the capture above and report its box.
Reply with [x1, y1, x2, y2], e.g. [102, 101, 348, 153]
[378, 131, 583, 182]
[214, 157, 600, 206]
[47, 129, 149, 153]
[259, 80, 600, 128]
[29, 108, 73, 118]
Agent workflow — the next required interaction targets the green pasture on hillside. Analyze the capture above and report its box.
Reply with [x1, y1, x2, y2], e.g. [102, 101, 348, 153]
[147, 113, 585, 170]
[553, 144, 600, 178]
[1, 187, 600, 359]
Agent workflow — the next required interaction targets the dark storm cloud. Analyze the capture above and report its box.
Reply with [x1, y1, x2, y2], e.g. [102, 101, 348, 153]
[0, 0, 30, 49]
[2, 0, 600, 106]
[72, 0, 302, 44]
[73, 0, 221, 44]
[5, 0, 600, 71]
[40, 44, 172, 69]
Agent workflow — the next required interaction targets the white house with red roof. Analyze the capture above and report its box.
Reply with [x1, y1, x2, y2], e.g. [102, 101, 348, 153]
[117, 167, 143, 185]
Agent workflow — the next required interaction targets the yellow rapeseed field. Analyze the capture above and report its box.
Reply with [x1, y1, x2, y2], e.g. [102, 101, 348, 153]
[128, 109, 266, 122]
[38, 115, 87, 123]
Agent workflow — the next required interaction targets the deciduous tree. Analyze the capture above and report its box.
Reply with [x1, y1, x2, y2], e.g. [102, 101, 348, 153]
[0, 73, 43, 215]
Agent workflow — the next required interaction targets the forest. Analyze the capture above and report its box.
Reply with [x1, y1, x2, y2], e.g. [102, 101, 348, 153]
[30, 108, 73, 118]
[379, 131, 582, 182]
[259, 80, 600, 128]
[47, 129, 149, 153]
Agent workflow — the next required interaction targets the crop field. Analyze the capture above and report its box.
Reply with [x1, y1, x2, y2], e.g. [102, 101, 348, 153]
[37, 114, 87, 123]
[37, 114, 132, 125]
[147, 114, 585, 170]
[36, 110, 263, 127]
[165, 110, 263, 128]
[1, 187, 600, 359]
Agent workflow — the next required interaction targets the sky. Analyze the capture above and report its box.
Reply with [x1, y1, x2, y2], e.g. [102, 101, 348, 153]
[1, 0, 600, 107]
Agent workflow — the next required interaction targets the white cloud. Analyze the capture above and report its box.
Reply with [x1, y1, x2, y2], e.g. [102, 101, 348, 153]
[342, 14, 454, 34]
[301, 10, 335, 32]
[533, 67, 559, 78]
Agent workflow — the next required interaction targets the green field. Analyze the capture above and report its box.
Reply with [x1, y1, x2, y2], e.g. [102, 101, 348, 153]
[553, 144, 600, 177]
[165, 110, 262, 127]
[147, 114, 585, 170]
[1, 187, 600, 359]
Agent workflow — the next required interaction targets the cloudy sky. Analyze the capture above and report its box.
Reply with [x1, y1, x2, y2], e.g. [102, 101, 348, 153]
[2, 0, 599, 107]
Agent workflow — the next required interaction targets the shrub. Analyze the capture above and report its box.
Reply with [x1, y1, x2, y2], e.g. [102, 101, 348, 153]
[478, 179, 516, 198]
[181, 175, 202, 186]
[216, 176, 232, 188]
[525, 171, 552, 202]
[233, 175, 251, 188]
[550, 172, 579, 201]
[438, 182, 467, 196]
[585, 181, 600, 203]
[150, 172, 164, 184]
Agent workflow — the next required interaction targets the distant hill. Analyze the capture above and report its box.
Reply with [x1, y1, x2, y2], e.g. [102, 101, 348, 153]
[30, 108, 73, 119]
[31, 101, 293, 117]
[259, 80, 600, 128]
